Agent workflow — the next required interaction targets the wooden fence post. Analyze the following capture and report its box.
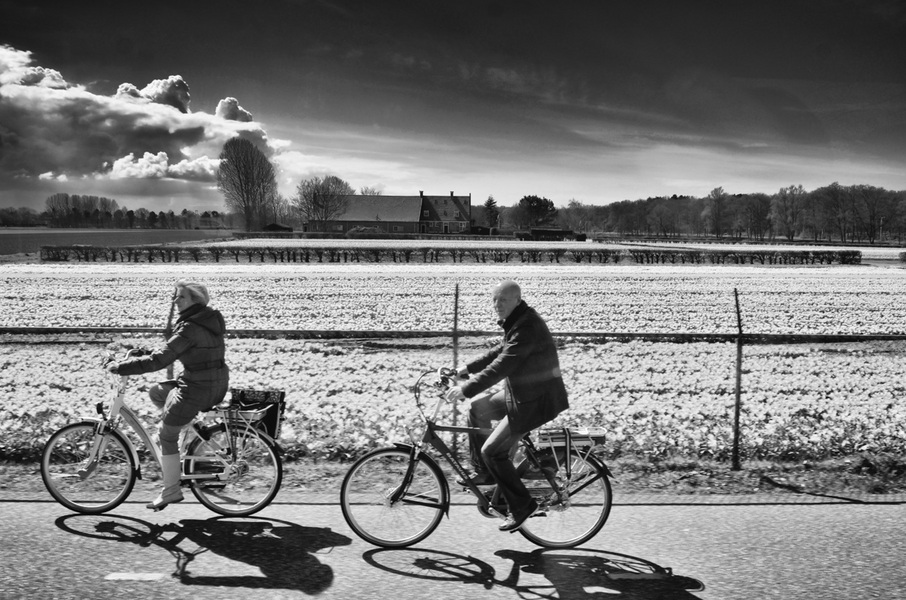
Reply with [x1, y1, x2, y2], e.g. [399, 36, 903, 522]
[452, 283, 460, 457]
[164, 287, 177, 379]
[732, 288, 744, 471]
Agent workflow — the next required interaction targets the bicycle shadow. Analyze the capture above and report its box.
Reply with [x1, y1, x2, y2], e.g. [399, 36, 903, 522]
[55, 513, 351, 594]
[363, 546, 705, 599]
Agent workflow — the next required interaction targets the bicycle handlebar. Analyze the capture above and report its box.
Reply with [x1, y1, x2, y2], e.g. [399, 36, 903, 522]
[436, 367, 458, 388]
[102, 347, 153, 370]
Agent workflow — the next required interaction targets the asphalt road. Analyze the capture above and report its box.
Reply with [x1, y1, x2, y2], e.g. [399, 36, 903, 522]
[1, 496, 904, 600]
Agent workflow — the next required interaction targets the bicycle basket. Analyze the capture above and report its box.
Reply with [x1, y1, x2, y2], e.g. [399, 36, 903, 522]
[229, 388, 286, 440]
[536, 427, 607, 448]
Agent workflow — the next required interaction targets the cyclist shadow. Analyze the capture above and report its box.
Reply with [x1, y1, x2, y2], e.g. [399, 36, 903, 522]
[55, 514, 351, 594]
[363, 546, 705, 599]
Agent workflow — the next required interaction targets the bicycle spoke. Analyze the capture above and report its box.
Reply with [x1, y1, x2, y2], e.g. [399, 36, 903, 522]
[340, 447, 447, 548]
[519, 449, 612, 548]
[41, 423, 136, 514]
[186, 424, 282, 516]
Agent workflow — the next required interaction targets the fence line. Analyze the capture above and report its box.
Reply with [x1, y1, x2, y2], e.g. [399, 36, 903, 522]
[2, 326, 906, 343]
[4, 325, 906, 464]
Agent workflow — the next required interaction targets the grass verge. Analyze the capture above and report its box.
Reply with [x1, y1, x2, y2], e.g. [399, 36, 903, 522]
[4, 453, 905, 498]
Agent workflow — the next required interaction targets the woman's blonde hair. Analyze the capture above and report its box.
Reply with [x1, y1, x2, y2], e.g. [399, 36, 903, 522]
[176, 281, 210, 307]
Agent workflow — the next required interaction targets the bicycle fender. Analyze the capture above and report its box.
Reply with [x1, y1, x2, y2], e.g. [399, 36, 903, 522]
[391, 443, 451, 518]
[253, 428, 285, 457]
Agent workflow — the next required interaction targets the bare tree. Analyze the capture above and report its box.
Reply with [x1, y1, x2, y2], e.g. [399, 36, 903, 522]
[742, 193, 772, 240]
[217, 137, 278, 231]
[703, 187, 728, 238]
[771, 184, 807, 241]
[359, 186, 382, 195]
[295, 175, 355, 232]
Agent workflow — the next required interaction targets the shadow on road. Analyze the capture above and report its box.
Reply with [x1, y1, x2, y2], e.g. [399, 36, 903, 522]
[55, 513, 351, 594]
[363, 546, 705, 599]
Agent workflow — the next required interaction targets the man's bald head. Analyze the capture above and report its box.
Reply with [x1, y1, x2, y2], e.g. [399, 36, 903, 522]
[492, 280, 522, 320]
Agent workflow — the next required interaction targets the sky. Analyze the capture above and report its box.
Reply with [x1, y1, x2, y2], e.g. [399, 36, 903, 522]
[1, 0, 905, 214]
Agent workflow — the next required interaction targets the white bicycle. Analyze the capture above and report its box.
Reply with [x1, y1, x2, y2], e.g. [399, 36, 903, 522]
[41, 349, 284, 516]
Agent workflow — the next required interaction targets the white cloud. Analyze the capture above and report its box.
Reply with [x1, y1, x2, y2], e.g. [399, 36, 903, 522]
[215, 97, 253, 122]
[108, 152, 169, 179]
[0, 44, 276, 186]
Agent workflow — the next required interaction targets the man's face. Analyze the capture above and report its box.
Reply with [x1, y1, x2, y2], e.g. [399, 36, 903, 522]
[493, 288, 520, 320]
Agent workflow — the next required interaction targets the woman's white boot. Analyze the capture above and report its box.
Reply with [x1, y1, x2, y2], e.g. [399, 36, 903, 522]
[147, 453, 184, 511]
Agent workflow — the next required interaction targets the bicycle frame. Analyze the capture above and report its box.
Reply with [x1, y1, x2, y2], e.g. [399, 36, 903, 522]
[80, 371, 266, 485]
[398, 382, 557, 520]
[400, 409, 501, 516]
[79, 374, 147, 481]
[395, 371, 612, 518]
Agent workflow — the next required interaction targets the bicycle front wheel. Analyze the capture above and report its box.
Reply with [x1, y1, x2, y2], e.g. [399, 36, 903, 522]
[340, 447, 448, 548]
[185, 423, 282, 517]
[519, 448, 613, 548]
[41, 422, 137, 514]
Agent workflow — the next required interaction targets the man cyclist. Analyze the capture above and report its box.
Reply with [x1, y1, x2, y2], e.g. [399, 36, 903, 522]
[445, 280, 568, 532]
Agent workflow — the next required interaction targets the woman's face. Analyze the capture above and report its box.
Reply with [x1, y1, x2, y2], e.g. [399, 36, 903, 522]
[174, 287, 195, 312]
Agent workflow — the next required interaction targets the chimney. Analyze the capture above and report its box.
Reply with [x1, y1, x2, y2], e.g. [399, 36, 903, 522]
[419, 191, 424, 198]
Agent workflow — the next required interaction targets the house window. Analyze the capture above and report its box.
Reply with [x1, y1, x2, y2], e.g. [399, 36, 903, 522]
[333, 225, 343, 231]
[454, 210, 460, 218]
[423, 210, 429, 217]
[460, 222, 467, 231]
[393, 225, 402, 232]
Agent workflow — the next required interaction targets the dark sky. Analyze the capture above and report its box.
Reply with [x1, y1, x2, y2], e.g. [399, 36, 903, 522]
[1, 0, 904, 212]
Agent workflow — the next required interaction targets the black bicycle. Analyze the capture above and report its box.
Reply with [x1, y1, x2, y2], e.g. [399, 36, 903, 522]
[340, 368, 613, 548]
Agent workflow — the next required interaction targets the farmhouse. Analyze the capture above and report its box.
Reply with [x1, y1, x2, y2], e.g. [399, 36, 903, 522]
[315, 191, 471, 235]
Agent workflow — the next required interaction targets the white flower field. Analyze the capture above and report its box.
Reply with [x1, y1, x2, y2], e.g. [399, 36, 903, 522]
[3, 262, 906, 335]
[2, 260, 906, 461]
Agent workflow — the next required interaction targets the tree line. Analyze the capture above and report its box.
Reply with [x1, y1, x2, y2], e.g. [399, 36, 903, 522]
[0, 193, 238, 229]
[476, 184, 906, 244]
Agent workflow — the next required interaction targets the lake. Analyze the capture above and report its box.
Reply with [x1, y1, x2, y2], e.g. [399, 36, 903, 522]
[0, 228, 236, 255]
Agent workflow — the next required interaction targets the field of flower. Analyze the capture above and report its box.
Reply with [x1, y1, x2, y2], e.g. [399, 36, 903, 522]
[2, 263, 906, 335]
[626, 240, 905, 261]
[3, 260, 906, 464]
[2, 336, 905, 462]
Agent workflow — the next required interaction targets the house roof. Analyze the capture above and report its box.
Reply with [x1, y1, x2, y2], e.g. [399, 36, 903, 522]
[336, 196, 422, 222]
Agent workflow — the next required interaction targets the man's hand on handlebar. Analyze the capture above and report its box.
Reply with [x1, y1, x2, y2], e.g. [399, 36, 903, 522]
[440, 366, 469, 403]
[445, 385, 466, 403]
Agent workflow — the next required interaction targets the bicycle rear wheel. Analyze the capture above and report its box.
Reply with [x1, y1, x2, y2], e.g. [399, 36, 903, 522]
[185, 423, 282, 516]
[340, 447, 448, 548]
[518, 447, 612, 548]
[41, 422, 136, 514]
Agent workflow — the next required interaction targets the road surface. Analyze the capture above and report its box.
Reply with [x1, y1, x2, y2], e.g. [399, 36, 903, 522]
[1, 494, 904, 599]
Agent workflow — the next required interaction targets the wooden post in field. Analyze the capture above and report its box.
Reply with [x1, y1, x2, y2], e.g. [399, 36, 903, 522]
[452, 283, 460, 457]
[164, 287, 177, 379]
[732, 288, 743, 471]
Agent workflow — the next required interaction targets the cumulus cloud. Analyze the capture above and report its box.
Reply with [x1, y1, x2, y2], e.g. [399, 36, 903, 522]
[215, 97, 254, 122]
[0, 44, 274, 186]
[125, 75, 192, 113]
[109, 151, 220, 181]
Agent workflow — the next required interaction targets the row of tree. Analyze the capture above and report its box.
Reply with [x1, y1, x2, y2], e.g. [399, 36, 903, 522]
[474, 184, 906, 244]
[6, 193, 236, 229]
